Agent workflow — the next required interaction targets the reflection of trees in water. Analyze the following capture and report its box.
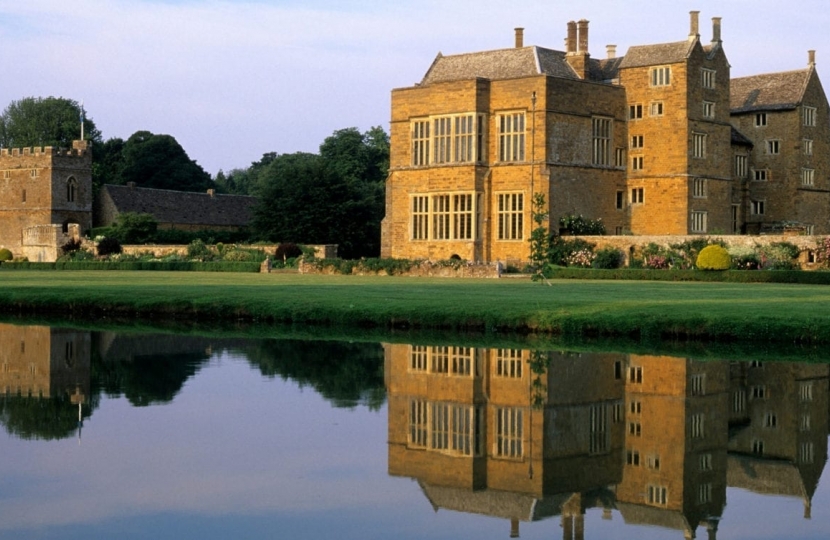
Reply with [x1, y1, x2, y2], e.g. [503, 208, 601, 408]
[0, 393, 97, 441]
[244, 340, 386, 410]
[92, 352, 210, 407]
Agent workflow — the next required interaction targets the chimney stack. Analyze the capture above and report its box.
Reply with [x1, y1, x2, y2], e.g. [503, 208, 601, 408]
[606, 44, 617, 59]
[514, 27, 524, 48]
[689, 10, 700, 40]
[712, 17, 722, 44]
[566, 21, 577, 54]
[577, 19, 589, 53]
[809, 49, 816, 66]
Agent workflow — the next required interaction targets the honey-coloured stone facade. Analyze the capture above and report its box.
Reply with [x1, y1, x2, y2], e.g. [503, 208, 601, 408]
[384, 12, 830, 262]
[0, 140, 92, 261]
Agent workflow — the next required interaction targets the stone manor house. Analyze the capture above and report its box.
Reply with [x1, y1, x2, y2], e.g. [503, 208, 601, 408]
[381, 11, 830, 263]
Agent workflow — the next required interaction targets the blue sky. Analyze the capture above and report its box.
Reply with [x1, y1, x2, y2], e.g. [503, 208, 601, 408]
[0, 0, 827, 175]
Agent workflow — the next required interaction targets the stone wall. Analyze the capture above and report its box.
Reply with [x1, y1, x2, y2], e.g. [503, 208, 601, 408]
[121, 243, 338, 259]
[572, 234, 825, 267]
[299, 259, 502, 278]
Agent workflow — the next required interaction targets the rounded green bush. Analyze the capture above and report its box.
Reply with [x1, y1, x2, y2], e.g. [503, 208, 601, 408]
[696, 244, 731, 270]
[0, 248, 12, 261]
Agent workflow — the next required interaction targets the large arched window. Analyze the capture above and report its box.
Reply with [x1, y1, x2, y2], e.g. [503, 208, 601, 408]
[67, 177, 77, 203]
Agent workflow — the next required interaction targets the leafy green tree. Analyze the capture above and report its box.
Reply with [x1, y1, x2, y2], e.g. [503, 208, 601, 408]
[92, 136, 126, 193]
[113, 130, 213, 192]
[111, 212, 159, 244]
[0, 394, 97, 441]
[215, 152, 277, 195]
[0, 96, 101, 149]
[251, 127, 388, 258]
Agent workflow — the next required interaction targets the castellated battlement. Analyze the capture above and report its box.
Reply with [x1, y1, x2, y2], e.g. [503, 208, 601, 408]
[0, 144, 89, 158]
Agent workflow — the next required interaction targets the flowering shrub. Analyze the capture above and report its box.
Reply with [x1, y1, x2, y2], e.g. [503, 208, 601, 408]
[758, 242, 800, 270]
[816, 237, 830, 267]
[728, 245, 761, 270]
[548, 237, 595, 266]
[559, 214, 606, 235]
[566, 248, 595, 267]
[696, 245, 731, 270]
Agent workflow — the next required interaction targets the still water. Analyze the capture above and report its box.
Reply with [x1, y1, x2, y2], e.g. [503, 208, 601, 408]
[0, 322, 828, 540]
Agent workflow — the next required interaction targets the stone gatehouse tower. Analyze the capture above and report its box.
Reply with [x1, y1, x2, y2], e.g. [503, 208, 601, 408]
[0, 140, 92, 261]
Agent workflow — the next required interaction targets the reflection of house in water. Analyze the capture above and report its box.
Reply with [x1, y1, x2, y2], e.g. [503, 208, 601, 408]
[385, 345, 830, 539]
[385, 344, 626, 538]
[0, 323, 90, 404]
[614, 355, 728, 540]
[727, 361, 830, 519]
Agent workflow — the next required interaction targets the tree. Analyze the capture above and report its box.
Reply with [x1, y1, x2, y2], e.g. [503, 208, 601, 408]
[214, 152, 277, 195]
[113, 131, 213, 192]
[0, 96, 101, 149]
[250, 127, 388, 258]
[110, 212, 159, 244]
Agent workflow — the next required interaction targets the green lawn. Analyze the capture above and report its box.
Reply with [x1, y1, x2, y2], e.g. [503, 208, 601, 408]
[0, 271, 827, 343]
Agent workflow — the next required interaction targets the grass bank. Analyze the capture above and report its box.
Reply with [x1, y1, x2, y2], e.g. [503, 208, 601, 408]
[0, 271, 828, 344]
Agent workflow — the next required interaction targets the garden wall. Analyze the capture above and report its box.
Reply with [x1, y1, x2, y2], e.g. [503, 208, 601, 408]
[573, 234, 822, 268]
[299, 259, 503, 278]
[121, 244, 338, 259]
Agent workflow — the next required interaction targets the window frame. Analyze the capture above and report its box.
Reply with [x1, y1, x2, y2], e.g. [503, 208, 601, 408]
[498, 111, 526, 162]
[802, 168, 815, 186]
[702, 101, 715, 119]
[410, 192, 480, 241]
[755, 113, 767, 127]
[750, 199, 766, 216]
[631, 187, 644, 205]
[701, 68, 716, 89]
[691, 210, 708, 233]
[495, 192, 524, 241]
[592, 116, 613, 166]
[649, 101, 664, 117]
[692, 178, 707, 199]
[765, 139, 780, 155]
[693, 132, 707, 158]
[803, 106, 817, 127]
[650, 66, 671, 87]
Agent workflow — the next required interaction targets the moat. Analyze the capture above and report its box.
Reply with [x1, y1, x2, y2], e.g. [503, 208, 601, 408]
[0, 321, 828, 540]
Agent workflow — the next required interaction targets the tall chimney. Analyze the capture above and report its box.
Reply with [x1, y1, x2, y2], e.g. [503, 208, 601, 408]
[689, 10, 700, 40]
[712, 17, 722, 44]
[809, 49, 816, 66]
[606, 44, 617, 59]
[577, 19, 589, 53]
[514, 27, 524, 48]
[566, 21, 577, 54]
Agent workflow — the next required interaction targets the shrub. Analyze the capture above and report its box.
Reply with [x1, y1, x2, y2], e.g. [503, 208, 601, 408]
[728, 245, 761, 270]
[111, 212, 158, 244]
[559, 214, 606, 235]
[816, 237, 830, 267]
[222, 248, 266, 262]
[592, 247, 624, 269]
[186, 239, 215, 261]
[0, 248, 12, 262]
[61, 238, 82, 253]
[96, 237, 122, 256]
[696, 245, 731, 270]
[758, 242, 800, 270]
[548, 236, 595, 266]
[275, 242, 303, 261]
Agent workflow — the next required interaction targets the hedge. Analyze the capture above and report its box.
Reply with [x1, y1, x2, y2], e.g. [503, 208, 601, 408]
[0, 261, 261, 272]
[545, 267, 830, 285]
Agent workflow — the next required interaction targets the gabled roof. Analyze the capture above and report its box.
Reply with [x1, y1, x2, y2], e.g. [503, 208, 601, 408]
[101, 184, 257, 228]
[730, 69, 811, 113]
[420, 46, 621, 85]
[731, 126, 754, 147]
[618, 40, 695, 69]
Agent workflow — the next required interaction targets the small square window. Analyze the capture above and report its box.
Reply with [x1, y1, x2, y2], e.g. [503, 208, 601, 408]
[766, 140, 780, 155]
[631, 187, 644, 204]
[630, 135, 644, 149]
[650, 102, 664, 116]
[629, 104, 643, 120]
[632, 156, 644, 170]
[751, 200, 765, 215]
[650, 66, 671, 86]
[755, 113, 767, 127]
[753, 169, 768, 181]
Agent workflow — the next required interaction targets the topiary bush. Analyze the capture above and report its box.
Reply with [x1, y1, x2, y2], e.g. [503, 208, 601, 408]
[696, 244, 731, 270]
[0, 248, 12, 262]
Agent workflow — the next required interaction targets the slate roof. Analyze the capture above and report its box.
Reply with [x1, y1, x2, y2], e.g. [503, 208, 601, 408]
[420, 46, 622, 85]
[618, 40, 694, 69]
[102, 184, 257, 228]
[730, 69, 811, 113]
[731, 126, 754, 147]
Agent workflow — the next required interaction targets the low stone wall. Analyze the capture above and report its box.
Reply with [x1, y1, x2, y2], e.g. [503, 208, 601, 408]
[121, 243, 337, 259]
[571, 234, 823, 268]
[299, 259, 503, 278]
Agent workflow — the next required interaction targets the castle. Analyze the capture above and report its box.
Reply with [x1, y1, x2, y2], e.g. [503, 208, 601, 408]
[381, 12, 830, 263]
[0, 140, 92, 261]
